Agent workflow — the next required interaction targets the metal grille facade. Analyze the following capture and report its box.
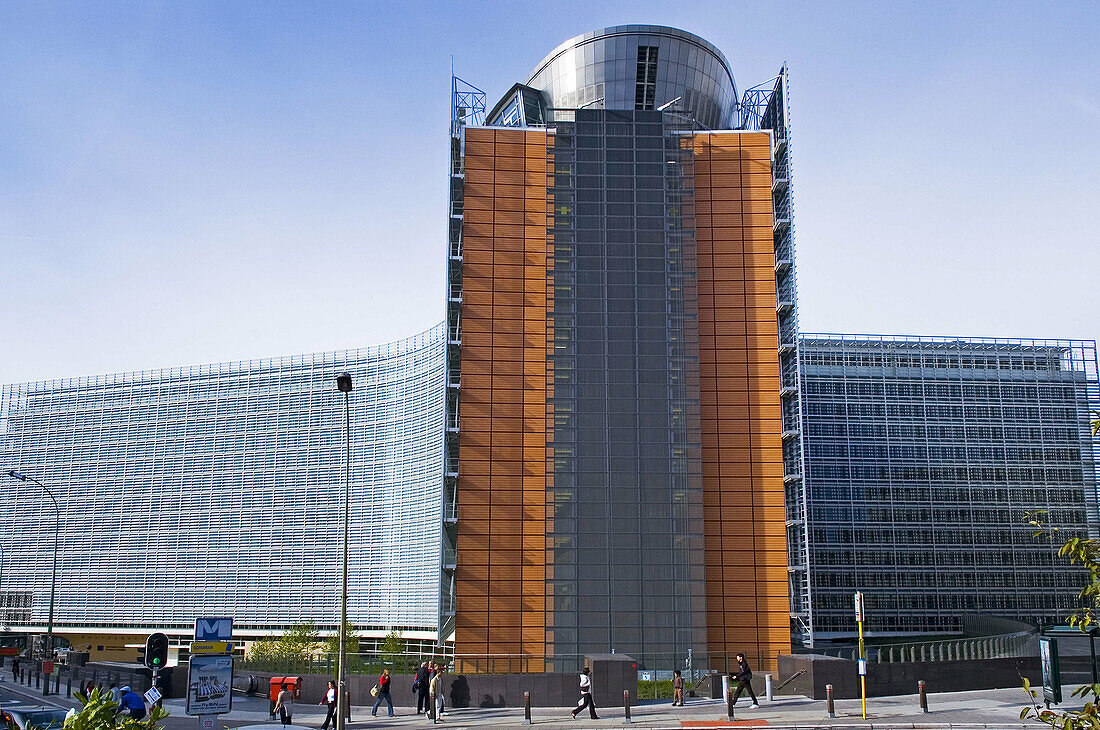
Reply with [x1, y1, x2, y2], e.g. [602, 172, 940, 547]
[798, 334, 1099, 638]
[0, 326, 446, 638]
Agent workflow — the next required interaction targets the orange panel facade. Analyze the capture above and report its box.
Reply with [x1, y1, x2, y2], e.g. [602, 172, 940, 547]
[456, 128, 550, 671]
[695, 131, 790, 670]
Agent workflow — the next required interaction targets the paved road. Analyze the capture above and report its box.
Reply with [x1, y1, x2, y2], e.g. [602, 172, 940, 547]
[0, 673, 1069, 729]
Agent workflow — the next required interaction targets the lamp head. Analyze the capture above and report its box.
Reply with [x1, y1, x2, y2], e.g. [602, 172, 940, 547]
[336, 372, 353, 393]
[7, 470, 27, 481]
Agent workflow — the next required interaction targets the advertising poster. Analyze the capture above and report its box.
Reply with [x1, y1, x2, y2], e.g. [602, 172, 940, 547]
[1039, 637, 1062, 705]
[186, 654, 233, 715]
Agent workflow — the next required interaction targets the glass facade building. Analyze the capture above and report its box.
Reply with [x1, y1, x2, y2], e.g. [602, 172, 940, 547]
[796, 335, 1100, 641]
[447, 26, 796, 670]
[0, 326, 446, 646]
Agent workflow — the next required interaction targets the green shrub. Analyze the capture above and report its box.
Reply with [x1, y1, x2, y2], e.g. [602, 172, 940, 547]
[65, 688, 169, 730]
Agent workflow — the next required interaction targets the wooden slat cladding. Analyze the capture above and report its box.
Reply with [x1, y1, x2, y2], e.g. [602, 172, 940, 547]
[456, 128, 550, 671]
[694, 132, 791, 670]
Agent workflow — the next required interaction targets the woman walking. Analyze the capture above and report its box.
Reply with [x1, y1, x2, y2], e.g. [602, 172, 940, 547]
[319, 680, 338, 730]
[371, 668, 394, 717]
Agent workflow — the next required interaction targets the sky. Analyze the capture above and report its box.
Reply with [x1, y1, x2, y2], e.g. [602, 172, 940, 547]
[1, 0, 1098, 384]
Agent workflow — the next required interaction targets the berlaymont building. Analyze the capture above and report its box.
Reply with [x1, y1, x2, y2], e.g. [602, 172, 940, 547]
[2, 26, 1098, 672]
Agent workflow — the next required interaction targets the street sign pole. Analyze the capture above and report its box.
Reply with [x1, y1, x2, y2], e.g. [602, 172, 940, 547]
[855, 591, 867, 719]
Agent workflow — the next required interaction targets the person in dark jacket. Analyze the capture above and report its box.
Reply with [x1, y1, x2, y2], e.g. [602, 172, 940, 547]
[319, 680, 338, 730]
[414, 662, 431, 714]
[730, 653, 759, 709]
[570, 667, 598, 720]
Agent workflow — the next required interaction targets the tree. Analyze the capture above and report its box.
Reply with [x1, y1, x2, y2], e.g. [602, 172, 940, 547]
[1022, 487, 1100, 728]
[379, 629, 408, 671]
[279, 621, 321, 660]
[323, 621, 366, 673]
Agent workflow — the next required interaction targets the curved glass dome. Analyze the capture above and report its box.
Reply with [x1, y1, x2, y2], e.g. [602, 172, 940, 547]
[526, 25, 738, 130]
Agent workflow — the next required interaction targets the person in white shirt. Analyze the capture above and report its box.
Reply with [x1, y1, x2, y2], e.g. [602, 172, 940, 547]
[319, 680, 338, 730]
[570, 667, 598, 720]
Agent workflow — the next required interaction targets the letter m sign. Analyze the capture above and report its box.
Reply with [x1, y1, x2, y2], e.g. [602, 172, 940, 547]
[195, 617, 233, 641]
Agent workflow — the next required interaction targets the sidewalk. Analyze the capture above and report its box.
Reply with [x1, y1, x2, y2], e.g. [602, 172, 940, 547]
[156, 685, 1053, 730]
[2, 676, 1059, 729]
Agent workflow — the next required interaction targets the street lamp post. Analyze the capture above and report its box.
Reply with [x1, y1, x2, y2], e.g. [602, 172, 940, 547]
[5, 471, 60, 662]
[334, 372, 353, 730]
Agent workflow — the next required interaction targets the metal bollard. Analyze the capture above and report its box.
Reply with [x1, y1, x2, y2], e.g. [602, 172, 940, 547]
[826, 684, 835, 718]
[523, 691, 531, 725]
[624, 690, 632, 723]
[918, 680, 928, 713]
[727, 683, 735, 722]
[55, 672, 61, 694]
[765, 673, 773, 702]
[66, 675, 72, 698]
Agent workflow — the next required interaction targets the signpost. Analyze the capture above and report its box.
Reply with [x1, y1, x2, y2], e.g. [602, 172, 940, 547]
[854, 591, 867, 719]
[1039, 637, 1062, 706]
[189, 617, 234, 729]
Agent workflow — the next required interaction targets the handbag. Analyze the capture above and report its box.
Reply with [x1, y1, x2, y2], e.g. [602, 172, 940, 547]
[370, 685, 380, 698]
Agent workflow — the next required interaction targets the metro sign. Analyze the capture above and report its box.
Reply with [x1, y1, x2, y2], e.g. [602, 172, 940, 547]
[194, 617, 233, 642]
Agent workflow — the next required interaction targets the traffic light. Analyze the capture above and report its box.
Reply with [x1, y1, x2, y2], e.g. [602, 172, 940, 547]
[145, 633, 169, 670]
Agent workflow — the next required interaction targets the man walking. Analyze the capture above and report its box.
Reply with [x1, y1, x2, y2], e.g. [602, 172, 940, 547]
[414, 662, 431, 714]
[730, 653, 760, 709]
[570, 667, 598, 720]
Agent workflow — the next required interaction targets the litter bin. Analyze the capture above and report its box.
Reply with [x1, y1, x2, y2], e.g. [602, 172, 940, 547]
[710, 672, 724, 700]
[269, 676, 303, 718]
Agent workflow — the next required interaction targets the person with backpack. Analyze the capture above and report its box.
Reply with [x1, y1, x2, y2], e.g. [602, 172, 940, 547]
[413, 662, 431, 714]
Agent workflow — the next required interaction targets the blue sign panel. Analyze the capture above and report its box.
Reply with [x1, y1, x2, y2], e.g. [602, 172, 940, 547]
[194, 617, 233, 642]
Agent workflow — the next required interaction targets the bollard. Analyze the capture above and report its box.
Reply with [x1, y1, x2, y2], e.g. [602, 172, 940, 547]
[826, 684, 835, 718]
[36, 670, 41, 690]
[523, 691, 531, 725]
[727, 682, 735, 722]
[55, 672, 61, 694]
[918, 680, 928, 713]
[624, 690, 632, 723]
[765, 673, 773, 702]
[344, 691, 351, 721]
[66, 675, 72, 698]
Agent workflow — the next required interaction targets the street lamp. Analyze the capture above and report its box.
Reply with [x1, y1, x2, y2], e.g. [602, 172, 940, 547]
[5, 470, 60, 661]
[334, 372, 353, 730]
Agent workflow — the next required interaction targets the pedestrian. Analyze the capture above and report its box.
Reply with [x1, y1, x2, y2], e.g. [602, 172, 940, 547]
[570, 667, 598, 720]
[108, 683, 120, 705]
[118, 686, 147, 720]
[414, 662, 431, 714]
[371, 668, 394, 717]
[275, 682, 295, 726]
[319, 680, 338, 730]
[672, 669, 685, 706]
[10, 657, 18, 680]
[729, 653, 760, 709]
[428, 666, 445, 723]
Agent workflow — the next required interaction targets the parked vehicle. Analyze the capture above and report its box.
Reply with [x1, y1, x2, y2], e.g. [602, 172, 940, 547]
[0, 707, 68, 730]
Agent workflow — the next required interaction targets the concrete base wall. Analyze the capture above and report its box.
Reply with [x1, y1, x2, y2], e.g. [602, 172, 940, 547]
[776, 653, 1041, 700]
[201, 655, 638, 709]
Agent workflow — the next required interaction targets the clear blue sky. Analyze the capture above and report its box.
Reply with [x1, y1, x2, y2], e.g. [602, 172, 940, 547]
[1, 0, 1097, 384]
